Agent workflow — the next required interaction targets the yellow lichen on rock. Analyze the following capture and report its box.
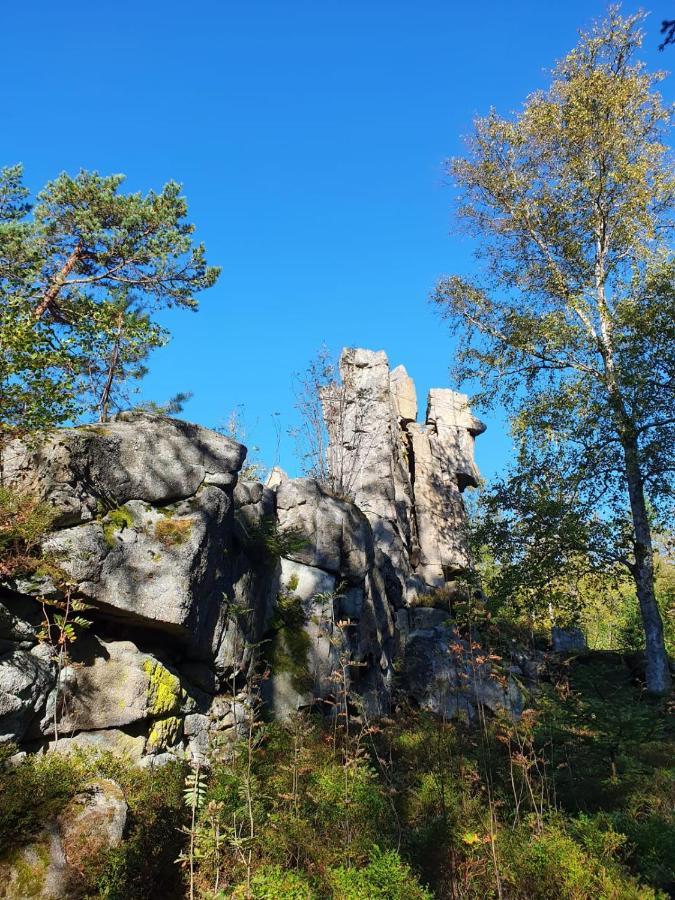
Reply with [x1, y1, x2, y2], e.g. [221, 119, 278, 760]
[143, 659, 182, 717]
[147, 716, 182, 752]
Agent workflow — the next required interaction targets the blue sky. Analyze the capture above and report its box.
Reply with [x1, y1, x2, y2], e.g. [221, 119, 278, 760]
[2, 1, 672, 480]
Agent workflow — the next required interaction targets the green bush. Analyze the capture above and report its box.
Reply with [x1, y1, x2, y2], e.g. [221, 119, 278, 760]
[0, 485, 55, 577]
[612, 809, 675, 891]
[328, 847, 432, 900]
[0, 751, 84, 852]
[497, 817, 658, 899]
[92, 756, 187, 899]
[0, 652, 671, 898]
[0, 750, 187, 899]
[242, 516, 307, 568]
[231, 865, 315, 898]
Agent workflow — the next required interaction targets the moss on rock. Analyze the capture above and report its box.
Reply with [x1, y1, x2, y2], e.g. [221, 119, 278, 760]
[0, 841, 51, 898]
[102, 505, 135, 547]
[266, 590, 313, 694]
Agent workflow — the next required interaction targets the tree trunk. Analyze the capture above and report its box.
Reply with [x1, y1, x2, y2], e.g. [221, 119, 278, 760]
[621, 430, 671, 694]
[595, 284, 671, 694]
[34, 244, 82, 319]
[99, 335, 121, 423]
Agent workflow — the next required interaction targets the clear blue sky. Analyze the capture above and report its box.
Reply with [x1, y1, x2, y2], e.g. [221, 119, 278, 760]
[2, 2, 672, 480]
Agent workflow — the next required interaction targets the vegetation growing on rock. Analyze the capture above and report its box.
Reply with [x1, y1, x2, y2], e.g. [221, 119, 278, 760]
[154, 516, 194, 547]
[144, 659, 183, 718]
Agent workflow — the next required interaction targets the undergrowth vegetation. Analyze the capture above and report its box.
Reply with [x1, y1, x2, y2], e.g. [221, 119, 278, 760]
[0, 485, 55, 579]
[0, 652, 671, 898]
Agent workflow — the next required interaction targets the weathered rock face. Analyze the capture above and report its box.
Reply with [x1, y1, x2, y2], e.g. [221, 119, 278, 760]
[275, 479, 372, 581]
[397, 608, 523, 720]
[0, 352, 530, 762]
[552, 626, 587, 653]
[0, 644, 55, 743]
[3, 412, 245, 529]
[324, 348, 485, 593]
[324, 349, 416, 586]
[1, 412, 264, 759]
[42, 487, 230, 645]
[263, 483, 397, 719]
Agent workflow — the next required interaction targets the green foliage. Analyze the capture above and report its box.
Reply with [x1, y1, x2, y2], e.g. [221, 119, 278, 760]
[0, 165, 219, 440]
[495, 816, 655, 900]
[242, 516, 307, 568]
[1, 652, 671, 898]
[0, 485, 55, 579]
[183, 767, 208, 812]
[0, 750, 188, 899]
[91, 756, 187, 899]
[434, 7, 674, 693]
[328, 847, 433, 899]
[231, 865, 315, 898]
[612, 804, 675, 890]
[135, 391, 193, 417]
[190, 715, 396, 896]
[0, 751, 84, 852]
[37, 595, 91, 647]
[74, 291, 170, 421]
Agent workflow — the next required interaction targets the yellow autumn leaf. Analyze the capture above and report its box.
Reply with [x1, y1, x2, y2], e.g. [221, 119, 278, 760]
[462, 831, 481, 846]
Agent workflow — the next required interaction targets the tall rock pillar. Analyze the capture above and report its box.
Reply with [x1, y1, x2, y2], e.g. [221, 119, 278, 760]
[323, 348, 485, 600]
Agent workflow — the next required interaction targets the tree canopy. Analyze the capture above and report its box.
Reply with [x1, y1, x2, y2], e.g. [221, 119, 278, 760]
[435, 9, 674, 693]
[0, 167, 219, 439]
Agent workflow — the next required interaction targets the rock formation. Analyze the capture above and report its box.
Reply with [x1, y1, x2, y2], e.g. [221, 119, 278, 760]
[0, 349, 526, 763]
[323, 347, 485, 595]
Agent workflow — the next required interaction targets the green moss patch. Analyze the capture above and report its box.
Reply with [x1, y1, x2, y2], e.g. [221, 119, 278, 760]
[266, 589, 313, 693]
[102, 506, 135, 547]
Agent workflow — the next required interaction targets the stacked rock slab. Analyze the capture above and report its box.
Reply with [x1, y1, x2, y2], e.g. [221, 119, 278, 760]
[411, 389, 486, 587]
[323, 349, 415, 578]
[0, 413, 266, 759]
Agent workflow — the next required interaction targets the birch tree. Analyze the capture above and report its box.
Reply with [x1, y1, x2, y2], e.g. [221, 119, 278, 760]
[435, 9, 674, 692]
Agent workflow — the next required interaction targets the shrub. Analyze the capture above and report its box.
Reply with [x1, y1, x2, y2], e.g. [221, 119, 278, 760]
[242, 516, 307, 567]
[0, 751, 187, 899]
[497, 817, 657, 899]
[92, 757, 187, 899]
[408, 583, 459, 611]
[0, 485, 55, 578]
[328, 848, 432, 900]
[612, 794, 675, 892]
[0, 751, 85, 853]
[231, 865, 315, 898]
